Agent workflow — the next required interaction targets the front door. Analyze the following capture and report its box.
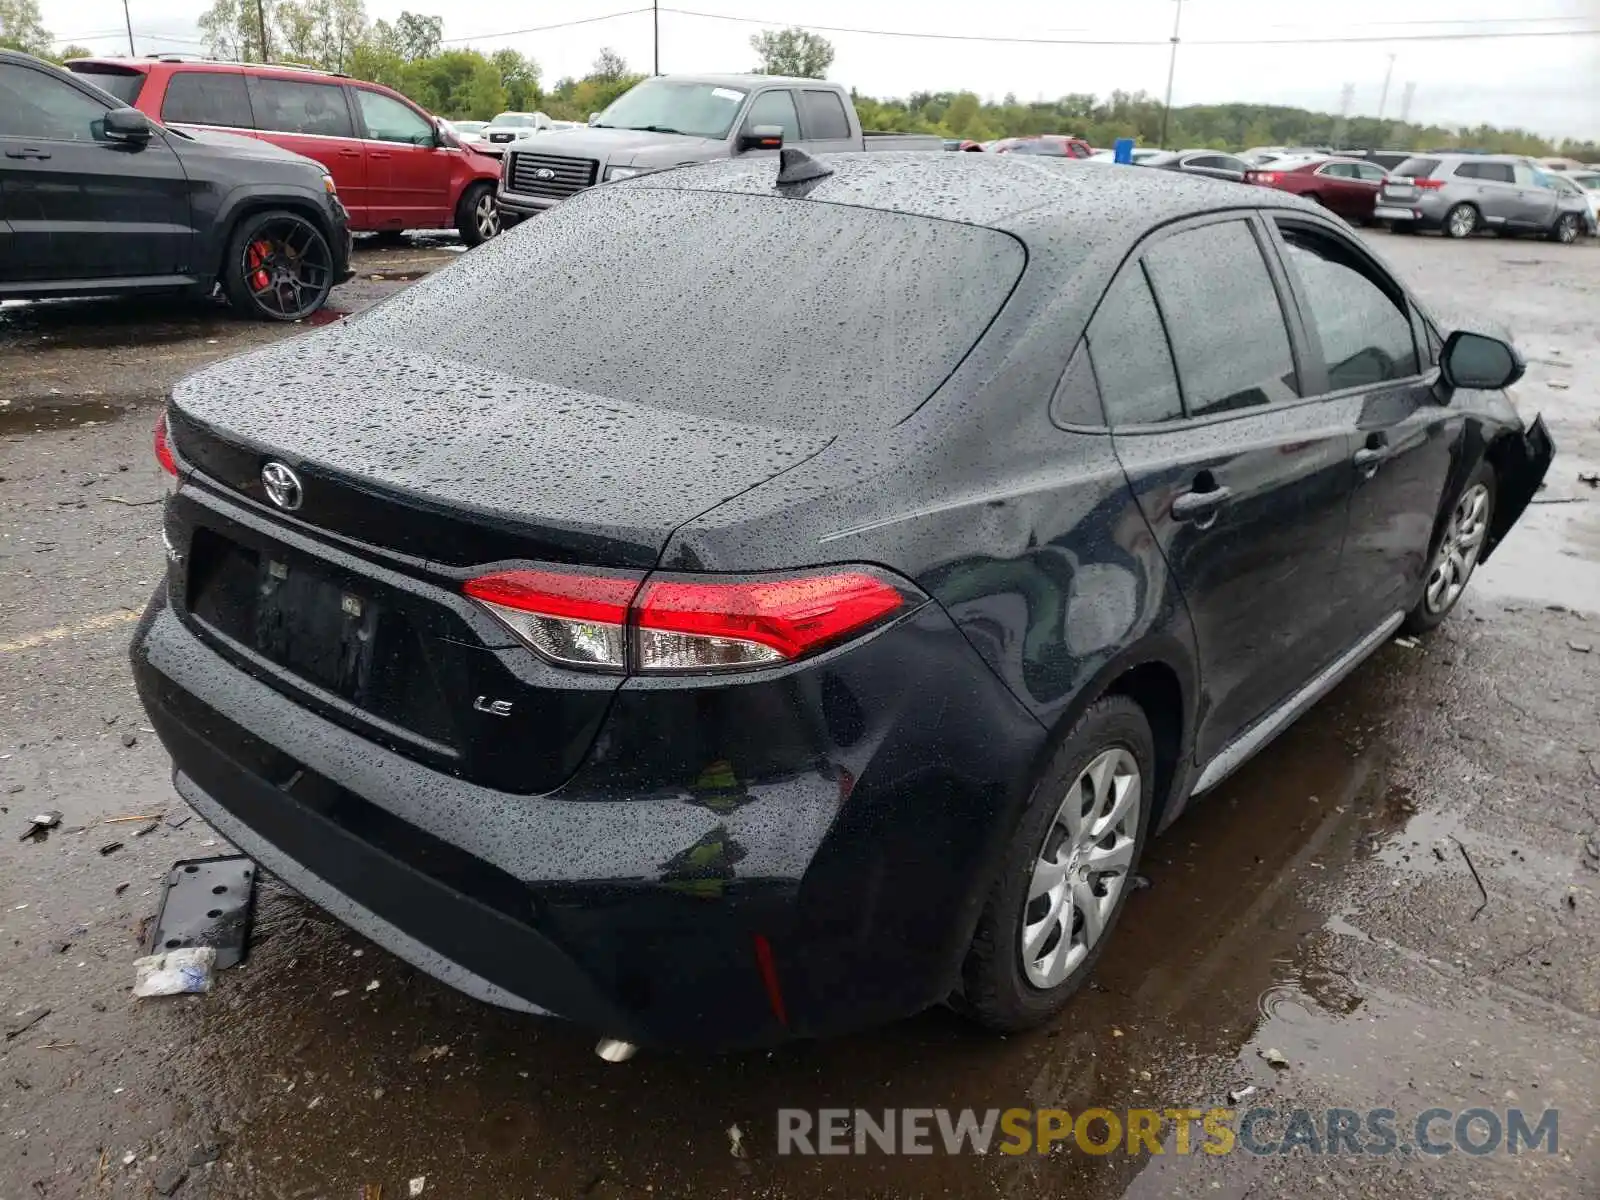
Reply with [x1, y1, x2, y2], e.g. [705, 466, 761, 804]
[1090, 215, 1357, 764]
[352, 88, 452, 230]
[1510, 161, 1559, 230]
[1268, 216, 1458, 640]
[0, 58, 190, 283]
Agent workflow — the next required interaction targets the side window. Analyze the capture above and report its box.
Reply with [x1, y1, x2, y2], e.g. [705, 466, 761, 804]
[355, 89, 434, 145]
[1049, 341, 1105, 427]
[1143, 220, 1300, 417]
[1453, 162, 1480, 180]
[1277, 224, 1419, 390]
[797, 89, 850, 140]
[744, 90, 799, 142]
[161, 71, 253, 128]
[1085, 264, 1183, 425]
[1187, 155, 1222, 169]
[1355, 163, 1387, 182]
[1320, 162, 1355, 178]
[0, 64, 108, 141]
[1510, 162, 1541, 187]
[245, 76, 353, 138]
[1480, 162, 1514, 184]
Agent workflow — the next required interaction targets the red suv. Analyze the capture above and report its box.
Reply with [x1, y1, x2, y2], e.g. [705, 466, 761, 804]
[66, 57, 505, 245]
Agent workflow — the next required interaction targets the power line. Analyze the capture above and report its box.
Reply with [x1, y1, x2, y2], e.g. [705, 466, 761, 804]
[439, 8, 651, 44]
[660, 7, 1600, 47]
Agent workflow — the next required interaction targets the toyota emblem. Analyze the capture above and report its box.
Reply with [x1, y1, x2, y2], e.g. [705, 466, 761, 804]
[534, 167, 556, 180]
[261, 461, 303, 511]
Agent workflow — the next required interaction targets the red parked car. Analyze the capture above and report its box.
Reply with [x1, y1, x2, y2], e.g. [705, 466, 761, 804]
[1245, 156, 1389, 223]
[991, 135, 1093, 159]
[66, 57, 505, 245]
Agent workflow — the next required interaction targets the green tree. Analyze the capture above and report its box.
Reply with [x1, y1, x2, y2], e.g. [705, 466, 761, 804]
[392, 10, 441, 61]
[491, 47, 541, 110]
[749, 26, 833, 78]
[273, 0, 367, 70]
[53, 43, 92, 62]
[198, 0, 273, 61]
[589, 47, 628, 84]
[0, 0, 50, 55]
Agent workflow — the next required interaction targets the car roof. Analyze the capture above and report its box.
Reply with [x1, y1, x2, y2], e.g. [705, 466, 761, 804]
[619, 151, 1321, 247]
[655, 72, 837, 89]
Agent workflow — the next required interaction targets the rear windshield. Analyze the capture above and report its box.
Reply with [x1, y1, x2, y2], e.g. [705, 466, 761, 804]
[66, 65, 147, 105]
[354, 188, 1024, 431]
[1392, 157, 1441, 179]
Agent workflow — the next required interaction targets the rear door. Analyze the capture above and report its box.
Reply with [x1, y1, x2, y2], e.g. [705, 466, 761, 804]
[1458, 160, 1518, 225]
[1267, 216, 1455, 644]
[795, 88, 856, 153]
[351, 87, 452, 230]
[242, 73, 366, 218]
[1096, 215, 1357, 764]
[0, 57, 191, 283]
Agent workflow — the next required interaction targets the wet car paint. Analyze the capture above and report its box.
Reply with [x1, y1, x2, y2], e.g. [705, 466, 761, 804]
[126, 157, 1551, 1053]
[0, 230, 1594, 1197]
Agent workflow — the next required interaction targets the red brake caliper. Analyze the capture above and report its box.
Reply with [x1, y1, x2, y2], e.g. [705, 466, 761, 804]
[247, 240, 272, 291]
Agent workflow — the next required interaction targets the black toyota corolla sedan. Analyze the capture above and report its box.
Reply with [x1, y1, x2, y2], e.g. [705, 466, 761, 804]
[133, 150, 1552, 1053]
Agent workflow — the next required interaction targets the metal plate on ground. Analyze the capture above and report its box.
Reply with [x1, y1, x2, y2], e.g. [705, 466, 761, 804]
[147, 855, 257, 970]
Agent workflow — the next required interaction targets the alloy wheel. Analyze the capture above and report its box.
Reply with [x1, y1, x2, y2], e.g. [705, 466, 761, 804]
[475, 192, 501, 240]
[1557, 215, 1578, 244]
[1424, 483, 1490, 615]
[1020, 747, 1141, 989]
[1448, 205, 1476, 239]
[241, 217, 332, 320]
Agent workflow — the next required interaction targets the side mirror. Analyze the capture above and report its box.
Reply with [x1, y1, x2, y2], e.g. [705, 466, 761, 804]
[1440, 330, 1525, 391]
[101, 106, 152, 145]
[737, 124, 783, 152]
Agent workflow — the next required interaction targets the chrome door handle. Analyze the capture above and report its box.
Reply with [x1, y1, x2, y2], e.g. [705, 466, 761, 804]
[1171, 486, 1232, 525]
[1353, 446, 1390, 476]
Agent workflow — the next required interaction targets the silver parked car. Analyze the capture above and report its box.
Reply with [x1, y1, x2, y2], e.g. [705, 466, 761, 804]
[1377, 153, 1586, 242]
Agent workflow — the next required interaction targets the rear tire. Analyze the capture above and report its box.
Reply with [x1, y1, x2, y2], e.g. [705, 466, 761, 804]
[220, 209, 334, 323]
[1403, 460, 1496, 636]
[956, 696, 1155, 1032]
[1444, 203, 1478, 239]
[456, 182, 501, 247]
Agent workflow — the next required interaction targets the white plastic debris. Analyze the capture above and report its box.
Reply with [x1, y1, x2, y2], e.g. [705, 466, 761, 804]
[409, 1177, 427, 1196]
[728, 1123, 746, 1158]
[1258, 1047, 1289, 1069]
[133, 947, 216, 997]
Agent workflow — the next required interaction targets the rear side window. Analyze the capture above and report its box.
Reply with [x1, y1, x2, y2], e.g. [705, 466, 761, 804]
[1085, 265, 1182, 425]
[1459, 161, 1513, 183]
[162, 71, 253, 128]
[1143, 220, 1300, 417]
[1276, 225, 1418, 391]
[1393, 157, 1440, 178]
[798, 89, 850, 140]
[65, 66, 147, 105]
[245, 75, 352, 138]
[353, 188, 1026, 432]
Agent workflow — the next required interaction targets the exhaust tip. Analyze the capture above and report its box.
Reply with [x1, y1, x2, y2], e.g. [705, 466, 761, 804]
[595, 1037, 638, 1063]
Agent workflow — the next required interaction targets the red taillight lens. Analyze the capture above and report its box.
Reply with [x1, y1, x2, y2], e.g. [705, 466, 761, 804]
[1414, 178, 1446, 190]
[154, 411, 177, 476]
[463, 569, 640, 670]
[463, 566, 915, 673]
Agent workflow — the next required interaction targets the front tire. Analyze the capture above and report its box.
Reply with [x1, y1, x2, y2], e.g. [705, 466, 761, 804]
[1550, 212, 1580, 244]
[1444, 203, 1478, 239]
[221, 210, 334, 322]
[957, 696, 1155, 1032]
[456, 182, 501, 247]
[1404, 461, 1495, 635]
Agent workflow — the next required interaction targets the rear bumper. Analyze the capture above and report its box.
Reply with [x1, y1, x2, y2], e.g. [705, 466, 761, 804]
[132, 579, 1044, 1049]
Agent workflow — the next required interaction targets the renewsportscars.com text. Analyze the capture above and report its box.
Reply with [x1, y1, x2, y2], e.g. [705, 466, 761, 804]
[776, 1106, 1559, 1157]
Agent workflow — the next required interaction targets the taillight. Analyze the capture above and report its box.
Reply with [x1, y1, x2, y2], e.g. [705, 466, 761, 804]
[154, 410, 177, 476]
[1414, 178, 1446, 189]
[464, 566, 916, 673]
[1251, 172, 1279, 185]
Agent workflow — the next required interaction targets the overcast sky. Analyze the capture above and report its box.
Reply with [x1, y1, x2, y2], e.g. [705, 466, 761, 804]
[40, 0, 1600, 140]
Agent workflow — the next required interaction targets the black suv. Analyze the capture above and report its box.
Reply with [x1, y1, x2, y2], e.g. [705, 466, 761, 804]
[0, 50, 352, 321]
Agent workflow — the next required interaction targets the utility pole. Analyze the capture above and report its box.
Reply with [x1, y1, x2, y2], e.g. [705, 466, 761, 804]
[652, 0, 659, 74]
[1376, 52, 1396, 121]
[1159, 0, 1183, 150]
[255, 0, 270, 61]
[1332, 82, 1354, 150]
[122, 0, 135, 55]
[1399, 81, 1416, 125]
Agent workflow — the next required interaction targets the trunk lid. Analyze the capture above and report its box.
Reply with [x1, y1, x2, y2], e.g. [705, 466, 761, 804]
[168, 330, 831, 568]
[165, 332, 829, 794]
